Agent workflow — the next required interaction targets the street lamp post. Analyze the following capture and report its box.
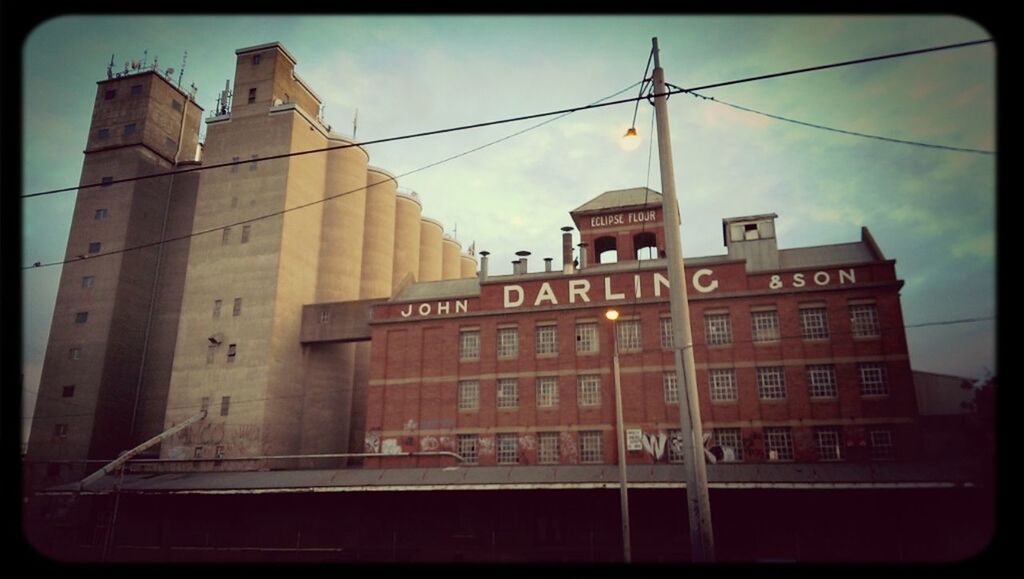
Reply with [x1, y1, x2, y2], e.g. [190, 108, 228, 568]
[650, 36, 716, 561]
[606, 309, 632, 563]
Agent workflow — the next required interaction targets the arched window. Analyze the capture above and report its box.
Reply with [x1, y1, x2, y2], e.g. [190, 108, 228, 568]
[634, 232, 657, 260]
[594, 236, 618, 264]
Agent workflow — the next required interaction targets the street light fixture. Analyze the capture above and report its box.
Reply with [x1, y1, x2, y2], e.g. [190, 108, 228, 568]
[605, 308, 631, 563]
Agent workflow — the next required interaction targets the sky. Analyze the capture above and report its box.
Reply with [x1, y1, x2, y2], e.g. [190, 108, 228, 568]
[19, 15, 996, 441]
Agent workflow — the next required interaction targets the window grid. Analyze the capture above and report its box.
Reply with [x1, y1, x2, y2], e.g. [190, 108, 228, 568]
[497, 379, 519, 409]
[764, 427, 793, 461]
[713, 428, 743, 461]
[457, 434, 479, 464]
[538, 432, 560, 464]
[459, 330, 480, 361]
[458, 381, 479, 411]
[709, 369, 738, 402]
[575, 322, 598, 353]
[220, 396, 231, 416]
[859, 363, 889, 396]
[816, 427, 844, 461]
[577, 375, 601, 407]
[751, 310, 780, 342]
[536, 325, 558, 355]
[497, 328, 519, 359]
[869, 429, 895, 460]
[579, 431, 603, 463]
[247, 88, 257, 104]
[850, 304, 881, 338]
[537, 377, 559, 408]
[757, 367, 787, 400]
[82, 276, 95, 289]
[668, 429, 685, 463]
[659, 317, 674, 349]
[800, 307, 830, 340]
[663, 372, 679, 404]
[807, 364, 838, 398]
[69, 348, 81, 360]
[496, 434, 519, 464]
[193, 447, 204, 459]
[616, 320, 642, 352]
[320, 310, 330, 324]
[704, 313, 733, 345]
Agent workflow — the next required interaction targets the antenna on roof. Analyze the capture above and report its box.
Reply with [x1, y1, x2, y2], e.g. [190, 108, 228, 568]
[107, 54, 114, 79]
[142, 49, 148, 69]
[178, 50, 187, 87]
[352, 108, 358, 139]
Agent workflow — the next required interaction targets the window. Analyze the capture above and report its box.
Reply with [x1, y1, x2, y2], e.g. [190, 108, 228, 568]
[457, 434, 479, 464]
[213, 299, 222, 318]
[171, 99, 183, 112]
[130, 84, 142, 96]
[252, 54, 261, 65]
[668, 429, 685, 463]
[458, 380, 479, 411]
[537, 377, 559, 408]
[94, 208, 109, 219]
[247, 88, 257, 104]
[575, 322, 598, 353]
[497, 379, 518, 409]
[868, 429, 895, 460]
[664, 372, 679, 404]
[241, 225, 251, 244]
[215, 446, 225, 460]
[249, 154, 259, 170]
[496, 434, 519, 464]
[577, 375, 601, 407]
[74, 312, 88, 324]
[709, 369, 738, 402]
[233, 298, 242, 317]
[320, 310, 330, 324]
[69, 348, 81, 360]
[54, 424, 68, 438]
[226, 344, 237, 363]
[538, 432, 560, 464]
[757, 367, 787, 400]
[459, 330, 480, 361]
[222, 227, 231, 245]
[124, 123, 136, 136]
[194, 446, 204, 459]
[616, 319, 642, 352]
[104, 89, 116, 100]
[536, 324, 558, 355]
[713, 428, 743, 461]
[100, 177, 113, 188]
[800, 307, 830, 340]
[88, 242, 102, 254]
[231, 156, 240, 173]
[807, 365, 838, 398]
[704, 313, 733, 345]
[98, 128, 110, 140]
[859, 363, 889, 396]
[62, 385, 75, 398]
[850, 304, 881, 338]
[497, 327, 518, 359]
[220, 396, 231, 416]
[751, 310, 780, 342]
[764, 427, 793, 461]
[659, 316, 674, 349]
[579, 431, 604, 463]
[207, 344, 217, 364]
[816, 427, 844, 461]
[82, 276, 95, 289]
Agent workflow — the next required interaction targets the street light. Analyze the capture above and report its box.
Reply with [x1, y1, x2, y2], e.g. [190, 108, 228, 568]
[605, 308, 631, 563]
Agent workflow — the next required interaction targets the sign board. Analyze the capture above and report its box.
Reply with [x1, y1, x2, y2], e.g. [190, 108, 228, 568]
[626, 429, 644, 451]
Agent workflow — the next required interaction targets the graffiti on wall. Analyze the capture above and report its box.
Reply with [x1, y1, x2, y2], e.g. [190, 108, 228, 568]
[559, 432, 578, 464]
[365, 430, 381, 453]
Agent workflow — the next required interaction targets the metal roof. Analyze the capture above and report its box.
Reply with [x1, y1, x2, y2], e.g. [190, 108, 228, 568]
[778, 243, 876, 269]
[571, 187, 663, 214]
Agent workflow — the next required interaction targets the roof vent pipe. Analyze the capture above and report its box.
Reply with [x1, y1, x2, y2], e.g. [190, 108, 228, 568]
[561, 226, 574, 273]
[578, 242, 588, 270]
[478, 251, 490, 282]
[544, 257, 553, 272]
[515, 251, 531, 275]
[512, 259, 520, 274]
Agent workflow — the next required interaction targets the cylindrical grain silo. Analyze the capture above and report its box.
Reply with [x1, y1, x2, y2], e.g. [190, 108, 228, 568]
[360, 166, 398, 299]
[460, 254, 477, 279]
[418, 217, 444, 283]
[392, 190, 422, 289]
[441, 236, 462, 280]
[317, 135, 369, 301]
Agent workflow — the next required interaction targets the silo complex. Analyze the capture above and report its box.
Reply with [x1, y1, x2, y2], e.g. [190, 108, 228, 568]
[418, 217, 444, 283]
[441, 237, 462, 280]
[392, 192, 422, 289]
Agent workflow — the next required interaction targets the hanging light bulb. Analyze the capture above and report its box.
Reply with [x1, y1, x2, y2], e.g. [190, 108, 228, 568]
[624, 127, 638, 138]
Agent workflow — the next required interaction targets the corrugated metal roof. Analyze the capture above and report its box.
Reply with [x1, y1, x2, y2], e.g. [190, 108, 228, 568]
[393, 278, 480, 301]
[778, 243, 875, 269]
[571, 187, 663, 213]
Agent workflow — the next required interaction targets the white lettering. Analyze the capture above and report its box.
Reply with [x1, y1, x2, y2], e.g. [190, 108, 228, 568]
[569, 280, 591, 304]
[654, 272, 670, 297]
[504, 285, 525, 308]
[692, 269, 719, 294]
[400, 304, 413, 318]
[418, 303, 431, 316]
[605, 277, 625, 300]
[769, 275, 783, 290]
[455, 300, 468, 313]
[534, 282, 559, 306]
[793, 273, 806, 288]
[838, 269, 856, 285]
[437, 302, 450, 314]
[814, 271, 830, 286]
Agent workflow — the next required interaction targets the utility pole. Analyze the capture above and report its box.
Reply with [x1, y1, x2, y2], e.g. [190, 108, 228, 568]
[606, 309, 632, 563]
[651, 36, 716, 562]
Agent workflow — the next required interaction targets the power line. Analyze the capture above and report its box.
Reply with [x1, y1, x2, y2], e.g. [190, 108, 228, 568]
[21, 38, 992, 201]
[680, 89, 995, 155]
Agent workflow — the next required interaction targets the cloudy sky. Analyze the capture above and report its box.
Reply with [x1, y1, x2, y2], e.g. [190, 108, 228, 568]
[20, 15, 995, 438]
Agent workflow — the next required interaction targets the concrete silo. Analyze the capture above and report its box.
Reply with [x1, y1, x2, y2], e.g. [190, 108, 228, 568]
[460, 254, 477, 279]
[360, 167, 398, 299]
[441, 236, 462, 281]
[418, 217, 444, 283]
[392, 190, 422, 289]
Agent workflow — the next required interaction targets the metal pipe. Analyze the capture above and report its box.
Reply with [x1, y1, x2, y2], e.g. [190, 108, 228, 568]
[544, 257, 553, 272]
[561, 226, 574, 272]
[578, 243, 588, 270]
[652, 36, 715, 562]
[478, 250, 490, 281]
